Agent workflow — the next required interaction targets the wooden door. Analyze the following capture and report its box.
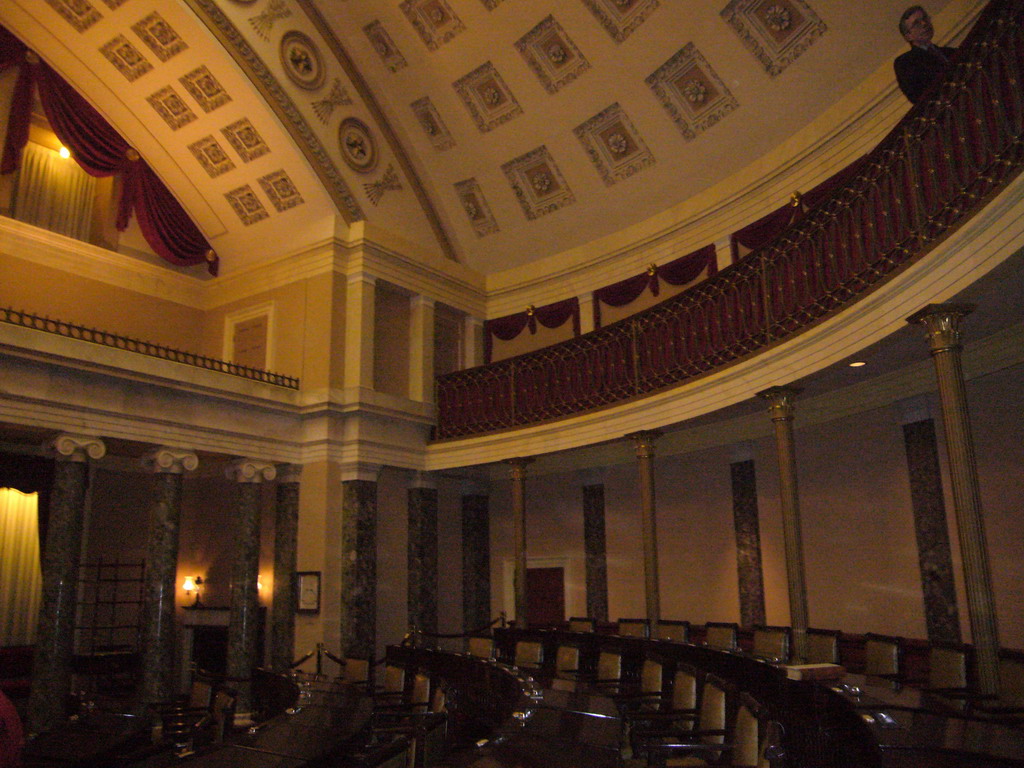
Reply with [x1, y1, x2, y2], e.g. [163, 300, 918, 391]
[526, 566, 565, 628]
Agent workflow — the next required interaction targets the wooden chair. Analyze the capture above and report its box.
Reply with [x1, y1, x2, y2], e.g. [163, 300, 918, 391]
[704, 622, 739, 652]
[733, 692, 786, 768]
[653, 620, 690, 643]
[638, 673, 735, 766]
[550, 645, 582, 690]
[806, 628, 842, 665]
[343, 657, 372, 689]
[466, 635, 494, 660]
[752, 625, 791, 664]
[568, 616, 596, 633]
[863, 633, 904, 688]
[513, 640, 544, 671]
[618, 618, 651, 638]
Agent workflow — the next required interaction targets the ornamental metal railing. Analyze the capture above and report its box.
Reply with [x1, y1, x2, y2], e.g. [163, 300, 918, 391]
[0, 306, 300, 389]
[435, 0, 1024, 440]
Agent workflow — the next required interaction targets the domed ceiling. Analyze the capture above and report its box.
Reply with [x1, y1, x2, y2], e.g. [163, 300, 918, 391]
[1, 0, 954, 277]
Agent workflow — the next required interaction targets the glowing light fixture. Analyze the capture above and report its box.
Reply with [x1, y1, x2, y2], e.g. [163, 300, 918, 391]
[58, 146, 70, 159]
[848, 361, 866, 367]
[182, 575, 204, 607]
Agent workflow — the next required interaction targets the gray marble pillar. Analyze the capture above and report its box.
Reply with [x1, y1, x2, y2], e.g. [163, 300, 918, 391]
[506, 458, 533, 627]
[757, 387, 810, 662]
[139, 448, 198, 705]
[225, 459, 276, 718]
[461, 486, 491, 633]
[627, 431, 662, 626]
[899, 410, 961, 643]
[580, 469, 609, 623]
[908, 304, 1000, 695]
[407, 473, 438, 644]
[28, 434, 105, 735]
[730, 449, 767, 628]
[340, 468, 379, 662]
[270, 464, 302, 673]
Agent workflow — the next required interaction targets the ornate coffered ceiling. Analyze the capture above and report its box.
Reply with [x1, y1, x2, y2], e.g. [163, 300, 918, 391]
[1, 0, 953, 278]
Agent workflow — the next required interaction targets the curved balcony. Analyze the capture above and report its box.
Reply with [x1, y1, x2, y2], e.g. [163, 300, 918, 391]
[435, 0, 1024, 446]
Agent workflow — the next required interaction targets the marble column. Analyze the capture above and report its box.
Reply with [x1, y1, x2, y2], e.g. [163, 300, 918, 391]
[139, 447, 198, 705]
[627, 431, 662, 626]
[225, 459, 276, 719]
[908, 304, 1000, 695]
[28, 433, 105, 735]
[897, 400, 961, 644]
[506, 458, 534, 626]
[407, 473, 438, 644]
[340, 465, 379, 662]
[461, 483, 491, 633]
[757, 387, 810, 663]
[580, 469, 609, 623]
[730, 445, 767, 628]
[270, 464, 302, 673]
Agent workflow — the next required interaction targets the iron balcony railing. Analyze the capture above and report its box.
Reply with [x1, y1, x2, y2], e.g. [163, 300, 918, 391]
[435, 0, 1024, 440]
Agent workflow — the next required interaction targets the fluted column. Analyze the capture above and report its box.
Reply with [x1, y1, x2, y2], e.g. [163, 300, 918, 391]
[757, 387, 810, 662]
[139, 447, 198, 705]
[506, 458, 534, 626]
[28, 433, 105, 734]
[461, 482, 491, 633]
[340, 464, 379, 662]
[408, 472, 438, 643]
[580, 469, 609, 623]
[270, 464, 302, 672]
[731, 445, 767, 628]
[409, 296, 436, 403]
[908, 303, 1000, 695]
[627, 431, 662, 626]
[225, 459, 276, 719]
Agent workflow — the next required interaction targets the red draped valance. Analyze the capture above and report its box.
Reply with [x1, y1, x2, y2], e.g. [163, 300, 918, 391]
[484, 297, 580, 364]
[0, 26, 218, 275]
[593, 244, 717, 328]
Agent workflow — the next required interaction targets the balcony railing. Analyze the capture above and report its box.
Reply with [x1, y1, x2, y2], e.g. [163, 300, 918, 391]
[0, 307, 300, 389]
[435, 0, 1024, 440]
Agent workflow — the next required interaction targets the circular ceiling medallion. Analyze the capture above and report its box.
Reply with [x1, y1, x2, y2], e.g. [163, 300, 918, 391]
[338, 118, 378, 174]
[280, 31, 325, 91]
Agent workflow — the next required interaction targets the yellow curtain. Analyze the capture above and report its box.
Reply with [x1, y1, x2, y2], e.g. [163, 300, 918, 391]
[0, 488, 42, 646]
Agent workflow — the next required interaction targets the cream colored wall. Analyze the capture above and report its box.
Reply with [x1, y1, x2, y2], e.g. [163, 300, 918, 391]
[0, 252, 204, 350]
[373, 287, 410, 397]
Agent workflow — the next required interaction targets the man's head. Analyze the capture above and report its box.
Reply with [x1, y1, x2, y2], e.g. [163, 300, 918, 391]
[900, 6, 934, 46]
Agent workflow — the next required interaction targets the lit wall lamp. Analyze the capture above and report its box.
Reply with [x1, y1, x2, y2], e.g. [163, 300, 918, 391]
[182, 575, 204, 607]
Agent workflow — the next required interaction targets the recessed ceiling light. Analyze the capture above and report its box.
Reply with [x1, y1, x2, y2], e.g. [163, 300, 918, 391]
[848, 361, 866, 367]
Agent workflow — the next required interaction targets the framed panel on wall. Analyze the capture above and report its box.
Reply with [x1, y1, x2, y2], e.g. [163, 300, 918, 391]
[224, 301, 275, 371]
[296, 571, 320, 614]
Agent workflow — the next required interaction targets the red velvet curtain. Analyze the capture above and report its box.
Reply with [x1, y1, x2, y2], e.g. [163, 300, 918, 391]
[593, 244, 717, 328]
[484, 297, 580, 363]
[0, 26, 217, 275]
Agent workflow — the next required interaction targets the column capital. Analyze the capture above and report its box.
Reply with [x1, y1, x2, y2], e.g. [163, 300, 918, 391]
[409, 471, 437, 490]
[49, 433, 106, 462]
[340, 462, 382, 483]
[143, 447, 198, 474]
[226, 458, 277, 483]
[757, 386, 803, 420]
[275, 463, 303, 484]
[626, 430, 663, 459]
[505, 456, 534, 480]
[907, 303, 976, 354]
[346, 271, 378, 288]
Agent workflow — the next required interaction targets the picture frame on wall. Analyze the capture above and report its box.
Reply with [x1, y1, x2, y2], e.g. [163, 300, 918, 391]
[296, 571, 320, 614]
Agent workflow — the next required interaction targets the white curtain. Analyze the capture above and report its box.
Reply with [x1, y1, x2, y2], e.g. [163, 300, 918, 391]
[11, 141, 95, 242]
[0, 488, 42, 646]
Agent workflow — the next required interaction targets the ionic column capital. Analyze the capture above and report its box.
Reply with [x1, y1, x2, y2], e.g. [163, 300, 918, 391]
[757, 386, 803, 421]
[143, 447, 198, 474]
[275, 463, 303, 484]
[907, 303, 976, 354]
[50, 433, 106, 462]
[409, 471, 437, 490]
[340, 462, 381, 483]
[626, 430, 663, 459]
[505, 457, 534, 481]
[226, 458, 277, 483]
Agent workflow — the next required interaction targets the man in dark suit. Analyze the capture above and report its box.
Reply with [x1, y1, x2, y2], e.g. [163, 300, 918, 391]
[894, 6, 957, 104]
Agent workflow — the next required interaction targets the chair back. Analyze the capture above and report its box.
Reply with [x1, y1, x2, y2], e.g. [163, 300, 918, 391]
[210, 689, 236, 742]
[698, 674, 731, 744]
[806, 628, 841, 665]
[617, 618, 650, 638]
[514, 640, 543, 670]
[999, 650, 1024, 708]
[671, 663, 700, 712]
[409, 672, 431, 711]
[639, 658, 664, 697]
[653, 620, 690, 643]
[864, 633, 901, 677]
[929, 642, 969, 690]
[596, 650, 622, 682]
[704, 622, 739, 651]
[188, 679, 214, 709]
[467, 636, 493, 660]
[568, 616, 596, 633]
[344, 657, 371, 685]
[429, 683, 447, 714]
[554, 645, 580, 679]
[752, 625, 791, 663]
[381, 664, 407, 695]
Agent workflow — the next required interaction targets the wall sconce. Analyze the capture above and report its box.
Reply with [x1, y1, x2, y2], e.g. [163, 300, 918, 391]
[183, 575, 204, 607]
